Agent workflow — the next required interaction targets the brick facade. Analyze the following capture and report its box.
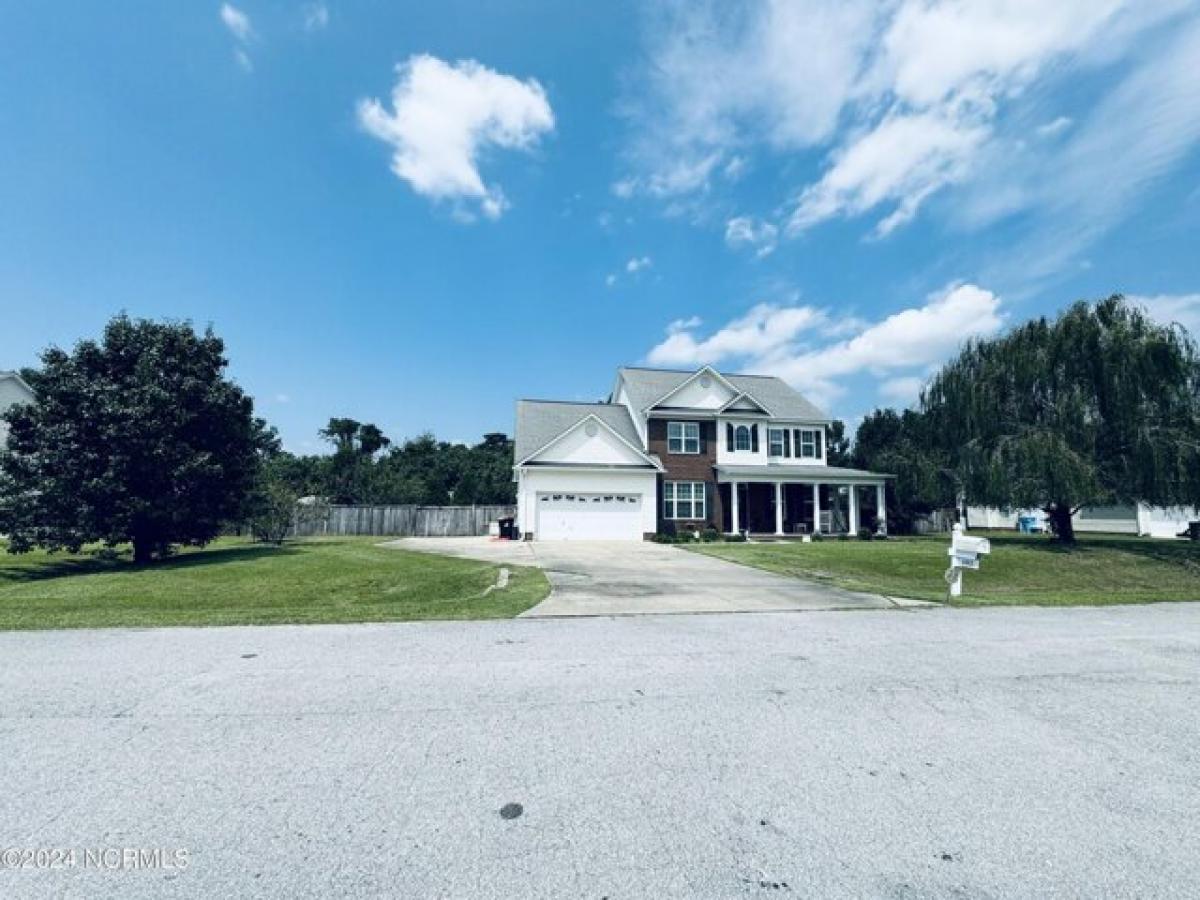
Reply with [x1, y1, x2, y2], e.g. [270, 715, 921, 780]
[646, 418, 722, 533]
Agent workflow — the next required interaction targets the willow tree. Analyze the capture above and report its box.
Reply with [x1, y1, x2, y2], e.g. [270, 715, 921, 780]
[922, 295, 1200, 542]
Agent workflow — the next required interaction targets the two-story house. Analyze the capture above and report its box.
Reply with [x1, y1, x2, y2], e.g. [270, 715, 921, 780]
[514, 365, 890, 541]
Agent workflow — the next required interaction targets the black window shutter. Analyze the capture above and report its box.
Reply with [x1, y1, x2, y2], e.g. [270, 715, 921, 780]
[705, 481, 714, 524]
[726, 422, 734, 451]
[783, 429, 791, 457]
[751, 424, 759, 453]
[815, 429, 823, 458]
[698, 422, 707, 454]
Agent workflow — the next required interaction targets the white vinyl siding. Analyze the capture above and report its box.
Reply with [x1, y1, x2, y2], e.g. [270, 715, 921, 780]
[663, 481, 706, 520]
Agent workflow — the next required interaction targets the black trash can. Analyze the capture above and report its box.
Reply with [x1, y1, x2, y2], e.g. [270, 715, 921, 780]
[1188, 521, 1200, 542]
[498, 517, 516, 540]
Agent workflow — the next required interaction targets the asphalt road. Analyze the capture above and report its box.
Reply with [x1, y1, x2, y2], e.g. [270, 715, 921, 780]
[2, 604, 1199, 898]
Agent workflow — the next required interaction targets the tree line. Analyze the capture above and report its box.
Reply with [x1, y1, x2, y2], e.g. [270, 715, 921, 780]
[267, 423, 516, 506]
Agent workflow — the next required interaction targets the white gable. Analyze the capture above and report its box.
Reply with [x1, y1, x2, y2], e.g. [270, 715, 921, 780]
[723, 394, 768, 413]
[655, 371, 737, 410]
[0, 376, 34, 411]
[526, 417, 650, 466]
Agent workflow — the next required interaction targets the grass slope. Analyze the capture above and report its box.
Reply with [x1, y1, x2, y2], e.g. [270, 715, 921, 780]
[0, 537, 550, 630]
[689, 532, 1200, 606]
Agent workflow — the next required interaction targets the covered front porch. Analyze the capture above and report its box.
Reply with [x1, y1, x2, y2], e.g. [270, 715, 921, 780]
[715, 466, 891, 537]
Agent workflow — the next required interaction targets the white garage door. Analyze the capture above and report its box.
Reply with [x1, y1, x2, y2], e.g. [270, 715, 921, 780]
[536, 492, 644, 541]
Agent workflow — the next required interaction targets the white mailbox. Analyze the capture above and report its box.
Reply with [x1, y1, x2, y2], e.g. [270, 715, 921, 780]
[946, 524, 991, 597]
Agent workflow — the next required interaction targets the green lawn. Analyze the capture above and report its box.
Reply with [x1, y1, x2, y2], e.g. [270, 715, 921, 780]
[0, 537, 550, 630]
[688, 532, 1200, 606]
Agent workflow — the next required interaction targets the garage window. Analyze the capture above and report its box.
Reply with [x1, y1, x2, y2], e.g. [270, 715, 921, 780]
[664, 481, 706, 520]
[667, 421, 700, 454]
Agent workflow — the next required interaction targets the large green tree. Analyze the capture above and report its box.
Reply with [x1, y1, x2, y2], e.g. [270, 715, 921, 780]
[923, 295, 1200, 541]
[0, 315, 276, 562]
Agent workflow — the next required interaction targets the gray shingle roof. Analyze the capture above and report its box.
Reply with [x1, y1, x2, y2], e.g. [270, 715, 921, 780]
[616, 367, 828, 420]
[514, 400, 652, 466]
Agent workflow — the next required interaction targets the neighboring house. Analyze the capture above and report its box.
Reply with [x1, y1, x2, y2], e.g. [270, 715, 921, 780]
[0, 370, 35, 450]
[967, 504, 1199, 539]
[514, 365, 891, 541]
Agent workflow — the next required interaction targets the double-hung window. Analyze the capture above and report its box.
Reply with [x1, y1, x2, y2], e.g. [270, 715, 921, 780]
[768, 428, 786, 458]
[667, 421, 700, 454]
[663, 481, 706, 520]
[797, 428, 823, 459]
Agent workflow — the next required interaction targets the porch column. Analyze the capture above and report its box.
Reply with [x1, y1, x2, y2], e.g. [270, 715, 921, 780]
[848, 484, 859, 535]
[774, 482, 784, 535]
[876, 482, 887, 535]
[730, 481, 740, 535]
[811, 483, 821, 534]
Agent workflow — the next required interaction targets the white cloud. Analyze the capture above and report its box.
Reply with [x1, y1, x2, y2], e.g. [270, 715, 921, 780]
[1035, 116, 1073, 138]
[619, 0, 875, 201]
[620, 0, 1198, 255]
[302, 2, 329, 31]
[220, 3, 255, 70]
[977, 16, 1200, 286]
[878, 376, 925, 405]
[605, 273, 617, 287]
[668, 315, 702, 332]
[274, 393, 292, 404]
[626, 255, 652, 273]
[1131, 292, 1200, 337]
[725, 216, 778, 257]
[647, 302, 826, 367]
[357, 55, 554, 220]
[789, 106, 990, 237]
[220, 3, 253, 42]
[645, 282, 1003, 410]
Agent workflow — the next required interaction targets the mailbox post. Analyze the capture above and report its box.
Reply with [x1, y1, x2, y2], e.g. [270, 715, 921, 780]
[946, 523, 991, 598]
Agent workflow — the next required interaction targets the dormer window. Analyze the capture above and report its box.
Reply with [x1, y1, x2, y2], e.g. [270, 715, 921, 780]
[667, 421, 700, 454]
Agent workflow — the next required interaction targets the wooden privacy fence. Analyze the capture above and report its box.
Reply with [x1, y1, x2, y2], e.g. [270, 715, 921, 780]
[294, 504, 516, 538]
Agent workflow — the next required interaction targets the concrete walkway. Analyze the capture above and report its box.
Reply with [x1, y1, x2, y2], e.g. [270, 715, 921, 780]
[385, 537, 892, 615]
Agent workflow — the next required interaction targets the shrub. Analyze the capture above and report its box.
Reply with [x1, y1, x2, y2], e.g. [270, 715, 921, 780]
[701, 527, 721, 542]
[811, 531, 824, 542]
[857, 527, 873, 541]
[650, 533, 675, 544]
[724, 533, 747, 543]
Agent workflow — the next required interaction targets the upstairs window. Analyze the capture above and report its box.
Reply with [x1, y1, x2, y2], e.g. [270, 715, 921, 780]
[667, 421, 700, 454]
[768, 428, 786, 458]
[735, 425, 752, 451]
[797, 428, 824, 459]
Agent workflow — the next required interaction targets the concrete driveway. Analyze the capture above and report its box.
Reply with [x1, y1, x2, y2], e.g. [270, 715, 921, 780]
[386, 537, 893, 615]
[3, 604, 1199, 898]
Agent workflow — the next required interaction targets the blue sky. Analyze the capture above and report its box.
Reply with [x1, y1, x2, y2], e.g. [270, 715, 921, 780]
[2, 1, 1199, 451]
